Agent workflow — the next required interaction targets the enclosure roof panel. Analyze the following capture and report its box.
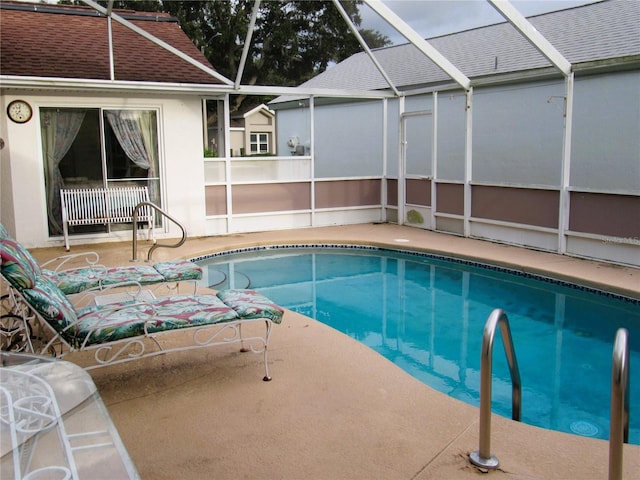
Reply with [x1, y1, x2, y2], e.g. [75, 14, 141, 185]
[280, 0, 639, 96]
[0, 1, 220, 84]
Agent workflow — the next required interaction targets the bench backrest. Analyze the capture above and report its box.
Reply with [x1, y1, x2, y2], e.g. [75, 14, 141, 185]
[60, 186, 153, 224]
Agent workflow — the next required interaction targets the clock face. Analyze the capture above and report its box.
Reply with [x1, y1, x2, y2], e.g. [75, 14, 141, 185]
[7, 100, 33, 124]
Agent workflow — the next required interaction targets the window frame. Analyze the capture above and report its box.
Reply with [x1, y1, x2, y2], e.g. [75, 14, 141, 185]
[40, 105, 163, 237]
[250, 132, 269, 154]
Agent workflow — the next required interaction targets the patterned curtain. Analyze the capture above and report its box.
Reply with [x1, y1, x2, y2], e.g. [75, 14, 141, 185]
[105, 110, 158, 202]
[41, 109, 86, 235]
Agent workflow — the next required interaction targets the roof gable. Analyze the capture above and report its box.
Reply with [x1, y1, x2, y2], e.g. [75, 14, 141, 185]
[234, 104, 276, 119]
[0, 1, 221, 84]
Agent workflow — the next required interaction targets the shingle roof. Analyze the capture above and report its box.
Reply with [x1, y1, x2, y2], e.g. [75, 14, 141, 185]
[0, 1, 221, 84]
[293, 0, 640, 93]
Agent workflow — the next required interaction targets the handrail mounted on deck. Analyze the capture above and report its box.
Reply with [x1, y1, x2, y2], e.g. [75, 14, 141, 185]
[131, 201, 187, 262]
[469, 308, 522, 470]
[609, 328, 629, 480]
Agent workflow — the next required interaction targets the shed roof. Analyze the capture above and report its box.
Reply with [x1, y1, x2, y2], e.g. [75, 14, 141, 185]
[231, 103, 276, 119]
[0, 1, 220, 84]
[278, 0, 639, 97]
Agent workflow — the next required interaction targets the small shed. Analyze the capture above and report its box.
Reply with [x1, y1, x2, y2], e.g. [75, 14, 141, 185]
[226, 104, 277, 157]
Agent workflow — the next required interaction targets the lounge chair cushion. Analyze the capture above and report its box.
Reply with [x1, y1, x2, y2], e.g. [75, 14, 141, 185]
[216, 289, 284, 323]
[72, 294, 240, 347]
[0, 238, 41, 289]
[152, 260, 203, 282]
[47, 262, 202, 295]
[21, 276, 78, 333]
[52, 265, 166, 295]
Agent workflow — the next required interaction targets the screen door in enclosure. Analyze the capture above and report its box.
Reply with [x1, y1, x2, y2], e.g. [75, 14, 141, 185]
[401, 111, 433, 228]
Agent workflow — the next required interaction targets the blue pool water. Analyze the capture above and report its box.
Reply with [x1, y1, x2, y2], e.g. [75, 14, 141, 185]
[194, 246, 639, 444]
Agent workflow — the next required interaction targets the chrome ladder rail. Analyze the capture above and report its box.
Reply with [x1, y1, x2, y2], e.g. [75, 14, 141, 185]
[131, 201, 188, 262]
[469, 308, 522, 470]
[609, 328, 629, 480]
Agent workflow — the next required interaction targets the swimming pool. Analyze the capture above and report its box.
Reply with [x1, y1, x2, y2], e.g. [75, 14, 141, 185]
[194, 245, 639, 444]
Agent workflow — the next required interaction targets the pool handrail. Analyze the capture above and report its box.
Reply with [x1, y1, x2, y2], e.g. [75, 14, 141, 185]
[469, 308, 522, 470]
[609, 328, 629, 480]
[131, 201, 187, 262]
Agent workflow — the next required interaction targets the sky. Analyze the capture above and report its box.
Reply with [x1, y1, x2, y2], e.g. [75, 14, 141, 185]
[359, 0, 600, 44]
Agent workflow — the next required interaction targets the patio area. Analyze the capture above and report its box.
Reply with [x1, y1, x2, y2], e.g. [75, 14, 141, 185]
[26, 224, 640, 479]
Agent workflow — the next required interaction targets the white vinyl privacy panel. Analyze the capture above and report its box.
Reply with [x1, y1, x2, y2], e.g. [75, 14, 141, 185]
[570, 71, 640, 193]
[436, 92, 467, 181]
[314, 101, 384, 178]
[472, 81, 565, 186]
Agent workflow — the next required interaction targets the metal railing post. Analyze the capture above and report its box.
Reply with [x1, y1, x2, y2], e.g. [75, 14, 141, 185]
[469, 308, 521, 470]
[609, 328, 629, 480]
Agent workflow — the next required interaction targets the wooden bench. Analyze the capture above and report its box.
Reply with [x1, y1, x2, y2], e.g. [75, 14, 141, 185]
[60, 186, 154, 251]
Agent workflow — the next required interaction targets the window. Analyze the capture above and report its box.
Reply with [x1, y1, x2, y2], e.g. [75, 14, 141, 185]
[250, 133, 269, 154]
[40, 107, 161, 236]
[204, 98, 226, 157]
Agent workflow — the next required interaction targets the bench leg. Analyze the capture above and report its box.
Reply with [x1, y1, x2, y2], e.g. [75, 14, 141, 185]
[63, 222, 70, 251]
[147, 220, 155, 244]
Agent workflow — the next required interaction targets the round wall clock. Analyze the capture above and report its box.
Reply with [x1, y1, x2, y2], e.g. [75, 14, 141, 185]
[7, 100, 33, 124]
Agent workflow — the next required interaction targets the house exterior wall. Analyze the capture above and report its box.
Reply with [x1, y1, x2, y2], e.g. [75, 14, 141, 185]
[276, 108, 311, 156]
[229, 129, 245, 156]
[0, 90, 208, 248]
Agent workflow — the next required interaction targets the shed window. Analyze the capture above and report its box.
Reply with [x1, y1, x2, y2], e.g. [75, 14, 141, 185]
[250, 133, 269, 154]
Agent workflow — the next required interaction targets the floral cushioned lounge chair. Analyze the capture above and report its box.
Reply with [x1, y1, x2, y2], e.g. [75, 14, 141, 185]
[0, 223, 202, 296]
[0, 227, 284, 381]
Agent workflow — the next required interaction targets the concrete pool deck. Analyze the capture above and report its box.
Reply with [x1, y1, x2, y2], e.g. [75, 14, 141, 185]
[28, 224, 640, 479]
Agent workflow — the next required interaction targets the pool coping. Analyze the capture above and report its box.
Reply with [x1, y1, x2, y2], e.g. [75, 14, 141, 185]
[191, 242, 640, 304]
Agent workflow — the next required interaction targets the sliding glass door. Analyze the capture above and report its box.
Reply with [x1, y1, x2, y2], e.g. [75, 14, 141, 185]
[40, 107, 161, 236]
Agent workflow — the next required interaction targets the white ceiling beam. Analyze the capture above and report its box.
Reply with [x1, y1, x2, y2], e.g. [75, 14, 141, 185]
[81, 0, 235, 86]
[363, 0, 471, 90]
[332, 0, 401, 96]
[235, 0, 261, 89]
[488, 0, 572, 76]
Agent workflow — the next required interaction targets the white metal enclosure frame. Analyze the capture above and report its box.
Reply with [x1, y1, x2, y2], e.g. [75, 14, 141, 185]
[1, 0, 587, 258]
[362, 0, 575, 251]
